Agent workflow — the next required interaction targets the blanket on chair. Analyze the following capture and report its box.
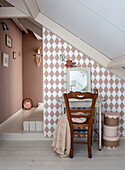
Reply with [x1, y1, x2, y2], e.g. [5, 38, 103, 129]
[52, 114, 71, 158]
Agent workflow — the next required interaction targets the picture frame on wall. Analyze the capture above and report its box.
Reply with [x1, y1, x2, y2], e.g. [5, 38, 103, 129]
[3, 53, 9, 67]
[6, 34, 12, 48]
[13, 52, 16, 59]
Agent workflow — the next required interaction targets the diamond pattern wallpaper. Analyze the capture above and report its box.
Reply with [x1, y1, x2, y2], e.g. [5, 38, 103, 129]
[43, 27, 125, 138]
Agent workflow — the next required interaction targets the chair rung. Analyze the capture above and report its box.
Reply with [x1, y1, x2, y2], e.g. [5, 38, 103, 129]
[74, 132, 87, 135]
[73, 129, 88, 132]
[74, 142, 88, 144]
[72, 124, 89, 127]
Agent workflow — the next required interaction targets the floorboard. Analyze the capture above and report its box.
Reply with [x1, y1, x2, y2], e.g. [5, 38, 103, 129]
[0, 140, 125, 170]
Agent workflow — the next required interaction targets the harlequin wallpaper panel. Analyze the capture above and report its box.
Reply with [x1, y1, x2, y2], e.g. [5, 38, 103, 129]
[43, 27, 125, 138]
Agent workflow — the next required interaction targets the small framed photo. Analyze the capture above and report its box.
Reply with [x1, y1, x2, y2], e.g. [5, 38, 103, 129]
[3, 53, 9, 67]
[13, 52, 16, 59]
[6, 35, 12, 48]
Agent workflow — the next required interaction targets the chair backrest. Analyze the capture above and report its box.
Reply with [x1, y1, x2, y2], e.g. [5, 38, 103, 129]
[63, 89, 98, 125]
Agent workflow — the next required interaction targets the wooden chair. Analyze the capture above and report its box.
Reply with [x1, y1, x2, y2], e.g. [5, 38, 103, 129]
[63, 89, 98, 158]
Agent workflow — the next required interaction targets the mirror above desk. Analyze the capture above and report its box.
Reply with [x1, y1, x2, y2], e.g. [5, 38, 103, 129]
[67, 67, 91, 92]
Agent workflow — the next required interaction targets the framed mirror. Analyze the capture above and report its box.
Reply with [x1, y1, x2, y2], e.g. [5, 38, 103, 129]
[23, 98, 32, 110]
[67, 67, 91, 92]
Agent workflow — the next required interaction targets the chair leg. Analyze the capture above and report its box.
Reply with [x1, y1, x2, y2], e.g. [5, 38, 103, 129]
[69, 128, 73, 158]
[88, 125, 92, 158]
[69, 147, 73, 158]
[91, 125, 93, 146]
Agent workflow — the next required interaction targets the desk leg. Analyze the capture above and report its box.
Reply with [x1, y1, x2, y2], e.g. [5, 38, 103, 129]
[99, 102, 102, 151]
[62, 103, 64, 114]
[94, 107, 97, 142]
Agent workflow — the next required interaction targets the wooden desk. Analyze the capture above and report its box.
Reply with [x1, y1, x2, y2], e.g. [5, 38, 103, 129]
[59, 97, 105, 150]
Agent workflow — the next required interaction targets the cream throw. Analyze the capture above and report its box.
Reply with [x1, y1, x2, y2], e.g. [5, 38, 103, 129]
[52, 114, 71, 158]
[52, 113, 87, 158]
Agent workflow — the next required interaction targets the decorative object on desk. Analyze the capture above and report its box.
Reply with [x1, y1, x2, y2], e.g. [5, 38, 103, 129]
[2, 53, 9, 67]
[23, 98, 33, 110]
[60, 54, 66, 61]
[67, 67, 91, 92]
[65, 59, 76, 68]
[6, 34, 12, 48]
[34, 47, 42, 67]
[103, 112, 119, 149]
[13, 52, 16, 59]
[70, 80, 76, 91]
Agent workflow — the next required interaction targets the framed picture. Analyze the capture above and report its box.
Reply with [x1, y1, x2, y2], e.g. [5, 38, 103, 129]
[13, 52, 16, 59]
[67, 67, 91, 92]
[6, 35, 12, 48]
[3, 53, 9, 67]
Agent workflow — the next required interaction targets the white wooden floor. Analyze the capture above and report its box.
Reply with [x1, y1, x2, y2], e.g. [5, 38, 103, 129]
[0, 139, 125, 170]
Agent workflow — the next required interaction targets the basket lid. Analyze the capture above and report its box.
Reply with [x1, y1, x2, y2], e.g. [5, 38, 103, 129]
[104, 112, 119, 119]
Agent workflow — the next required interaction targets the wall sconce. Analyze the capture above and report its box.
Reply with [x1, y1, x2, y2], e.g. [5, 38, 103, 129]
[34, 47, 42, 67]
[0, 21, 9, 31]
[35, 47, 41, 54]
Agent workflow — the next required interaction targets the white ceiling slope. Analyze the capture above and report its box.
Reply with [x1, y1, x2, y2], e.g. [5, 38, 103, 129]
[1, 0, 125, 80]
[36, 0, 125, 59]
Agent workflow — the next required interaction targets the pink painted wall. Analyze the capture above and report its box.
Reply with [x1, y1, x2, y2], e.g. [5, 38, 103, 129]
[43, 28, 125, 137]
[22, 31, 43, 107]
[0, 19, 23, 124]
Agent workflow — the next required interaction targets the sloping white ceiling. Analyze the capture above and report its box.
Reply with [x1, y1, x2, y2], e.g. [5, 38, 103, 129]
[36, 0, 125, 59]
[2, 0, 125, 79]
